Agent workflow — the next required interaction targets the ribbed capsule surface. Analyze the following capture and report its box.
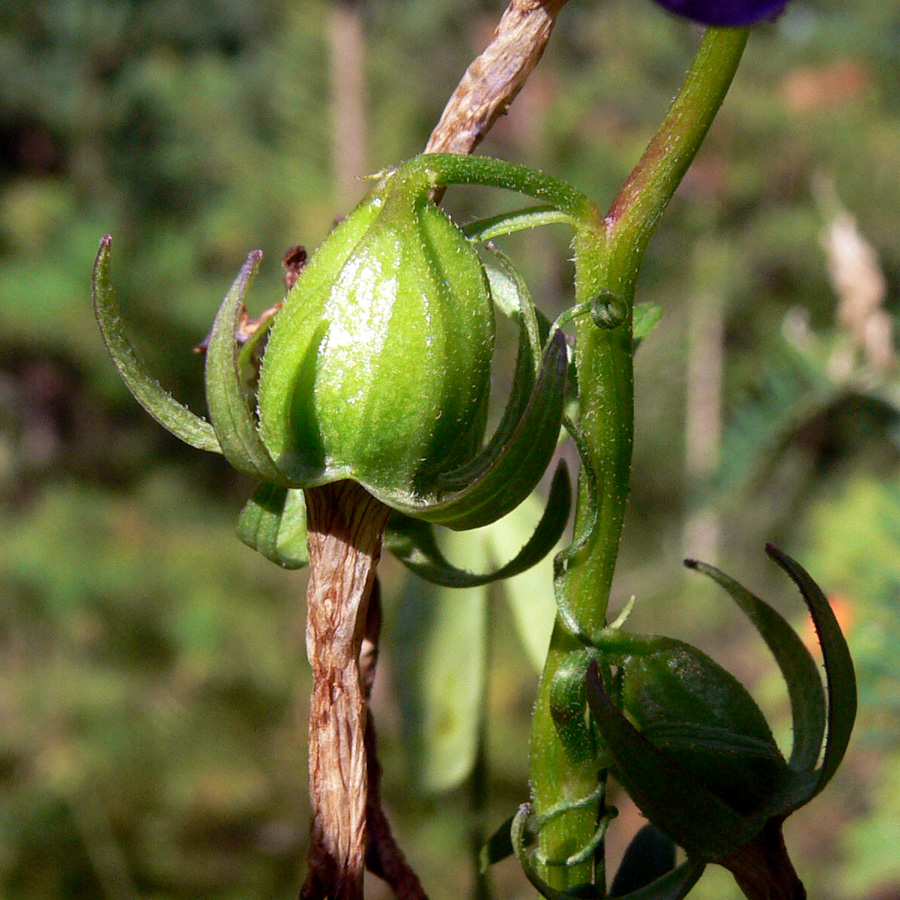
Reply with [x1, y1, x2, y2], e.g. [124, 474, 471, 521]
[257, 168, 495, 503]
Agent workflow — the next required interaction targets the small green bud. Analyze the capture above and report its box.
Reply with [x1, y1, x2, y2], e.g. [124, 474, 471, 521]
[590, 290, 628, 329]
[613, 635, 791, 815]
[584, 546, 857, 883]
[257, 166, 495, 503]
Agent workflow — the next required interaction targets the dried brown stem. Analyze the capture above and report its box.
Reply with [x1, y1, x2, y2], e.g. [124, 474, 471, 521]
[425, 0, 570, 156]
[362, 583, 429, 900]
[301, 481, 392, 900]
[298, 6, 572, 898]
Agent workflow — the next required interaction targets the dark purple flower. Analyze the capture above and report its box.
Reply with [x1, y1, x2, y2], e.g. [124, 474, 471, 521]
[651, 0, 791, 26]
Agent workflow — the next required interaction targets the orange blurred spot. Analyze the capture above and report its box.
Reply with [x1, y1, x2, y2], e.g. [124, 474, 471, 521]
[781, 61, 871, 114]
[802, 594, 855, 655]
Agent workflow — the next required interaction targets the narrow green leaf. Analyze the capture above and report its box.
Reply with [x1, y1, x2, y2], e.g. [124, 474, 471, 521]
[391, 528, 489, 793]
[205, 252, 287, 482]
[488, 489, 563, 670]
[633, 303, 662, 350]
[584, 661, 758, 860]
[765, 544, 857, 797]
[92, 236, 221, 453]
[463, 205, 575, 244]
[684, 557, 826, 775]
[237, 482, 309, 569]
[480, 815, 516, 871]
[386, 463, 570, 588]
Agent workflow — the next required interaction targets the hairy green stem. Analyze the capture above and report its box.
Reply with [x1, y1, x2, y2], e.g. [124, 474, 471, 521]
[527, 27, 749, 892]
[404, 152, 597, 224]
[606, 28, 749, 275]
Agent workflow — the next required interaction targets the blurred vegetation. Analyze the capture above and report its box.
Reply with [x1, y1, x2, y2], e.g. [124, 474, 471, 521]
[1, 0, 900, 897]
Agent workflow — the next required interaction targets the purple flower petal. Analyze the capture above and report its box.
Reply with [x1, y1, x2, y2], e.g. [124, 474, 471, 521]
[651, 0, 791, 27]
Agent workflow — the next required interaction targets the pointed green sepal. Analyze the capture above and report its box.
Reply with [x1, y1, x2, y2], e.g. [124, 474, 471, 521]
[92, 236, 222, 453]
[549, 649, 603, 770]
[684, 557, 826, 775]
[237, 482, 309, 569]
[205, 252, 288, 482]
[386, 462, 570, 586]
[396, 328, 567, 530]
[765, 544, 857, 797]
[482, 246, 546, 366]
[584, 660, 760, 860]
[463, 205, 576, 244]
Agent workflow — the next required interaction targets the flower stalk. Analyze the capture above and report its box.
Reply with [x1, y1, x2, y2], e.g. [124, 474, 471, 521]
[526, 27, 750, 893]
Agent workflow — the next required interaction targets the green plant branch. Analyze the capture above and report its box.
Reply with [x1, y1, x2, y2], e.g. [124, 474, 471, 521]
[527, 26, 752, 893]
[605, 27, 749, 277]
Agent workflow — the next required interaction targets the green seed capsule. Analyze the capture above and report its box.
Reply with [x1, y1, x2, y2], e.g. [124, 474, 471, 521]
[614, 635, 791, 815]
[257, 167, 495, 505]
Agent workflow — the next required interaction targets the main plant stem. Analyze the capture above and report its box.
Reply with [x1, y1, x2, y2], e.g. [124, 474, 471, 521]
[528, 27, 749, 892]
[302, 481, 392, 900]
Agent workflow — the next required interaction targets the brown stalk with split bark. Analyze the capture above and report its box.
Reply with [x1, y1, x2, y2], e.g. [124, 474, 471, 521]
[299, 3, 570, 898]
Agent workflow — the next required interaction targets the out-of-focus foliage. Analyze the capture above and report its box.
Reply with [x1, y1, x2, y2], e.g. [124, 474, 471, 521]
[1, 0, 899, 897]
[802, 475, 900, 897]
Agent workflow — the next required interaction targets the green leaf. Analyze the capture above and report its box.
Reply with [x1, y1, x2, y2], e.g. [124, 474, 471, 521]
[237, 482, 309, 569]
[205, 252, 287, 482]
[392, 528, 489, 793]
[632, 303, 662, 350]
[765, 544, 858, 797]
[386, 462, 570, 588]
[487, 490, 563, 670]
[463, 205, 575, 244]
[92, 236, 221, 453]
[584, 660, 759, 860]
[684, 557, 826, 775]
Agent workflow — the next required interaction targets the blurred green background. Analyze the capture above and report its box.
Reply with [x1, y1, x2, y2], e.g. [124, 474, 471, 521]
[1, 0, 899, 897]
